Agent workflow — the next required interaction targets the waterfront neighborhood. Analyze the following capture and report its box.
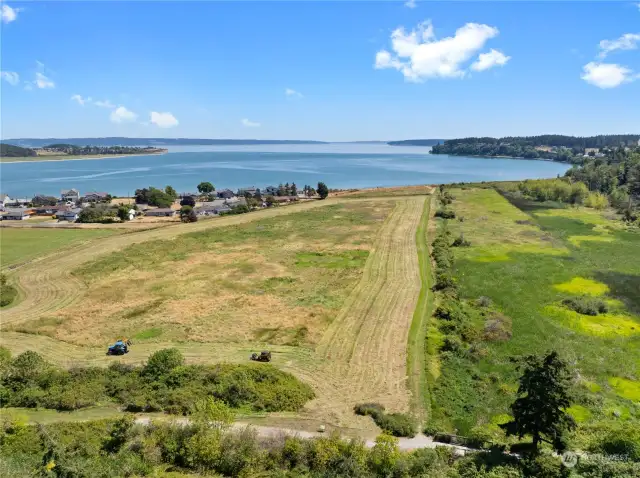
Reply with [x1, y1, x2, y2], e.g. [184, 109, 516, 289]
[0, 182, 326, 224]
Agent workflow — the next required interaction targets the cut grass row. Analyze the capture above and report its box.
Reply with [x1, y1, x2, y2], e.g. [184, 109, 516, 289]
[406, 196, 435, 426]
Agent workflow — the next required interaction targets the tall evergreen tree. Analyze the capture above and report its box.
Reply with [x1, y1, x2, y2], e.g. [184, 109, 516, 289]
[501, 351, 576, 452]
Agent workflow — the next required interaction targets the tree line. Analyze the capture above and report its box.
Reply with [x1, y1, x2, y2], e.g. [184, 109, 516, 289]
[431, 135, 639, 163]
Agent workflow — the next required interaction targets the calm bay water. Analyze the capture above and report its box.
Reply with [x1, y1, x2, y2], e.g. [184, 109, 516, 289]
[0, 144, 570, 198]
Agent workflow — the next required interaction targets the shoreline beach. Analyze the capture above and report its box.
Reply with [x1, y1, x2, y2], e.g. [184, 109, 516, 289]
[0, 150, 168, 164]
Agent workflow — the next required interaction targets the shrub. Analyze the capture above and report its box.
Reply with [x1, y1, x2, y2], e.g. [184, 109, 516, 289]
[435, 209, 456, 219]
[376, 413, 416, 438]
[451, 233, 471, 247]
[562, 296, 608, 316]
[585, 191, 608, 210]
[0, 274, 18, 308]
[483, 313, 513, 341]
[476, 296, 493, 308]
[354, 402, 385, 418]
[354, 403, 416, 437]
[143, 348, 185, 377]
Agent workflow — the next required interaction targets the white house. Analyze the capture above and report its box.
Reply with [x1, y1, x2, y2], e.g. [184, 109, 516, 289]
[61, 189, 81, 202]
[3, 209, 31, 220]
[55, 208, 82, 221]
[0, 194, 12, 207]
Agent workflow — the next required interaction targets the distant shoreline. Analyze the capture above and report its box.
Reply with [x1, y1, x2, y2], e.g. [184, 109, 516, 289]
[0, 151, 168, 164]
[429, 151, 570, 164]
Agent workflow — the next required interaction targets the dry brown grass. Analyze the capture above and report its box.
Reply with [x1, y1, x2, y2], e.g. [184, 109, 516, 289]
[1, 195, 430, 430]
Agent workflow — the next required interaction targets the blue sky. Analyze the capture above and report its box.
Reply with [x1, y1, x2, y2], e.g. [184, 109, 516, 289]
[1, 1, 639, 141]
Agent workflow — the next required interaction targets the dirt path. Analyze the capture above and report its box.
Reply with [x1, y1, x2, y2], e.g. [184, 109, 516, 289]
[1, 196, 429, 430]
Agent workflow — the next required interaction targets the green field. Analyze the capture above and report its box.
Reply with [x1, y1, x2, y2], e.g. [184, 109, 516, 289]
[428, 188, 640, 446]
[0, 228, 118, 268]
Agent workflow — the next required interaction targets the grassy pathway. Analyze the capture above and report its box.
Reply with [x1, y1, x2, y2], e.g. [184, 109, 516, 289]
[406, 196, 435, 427]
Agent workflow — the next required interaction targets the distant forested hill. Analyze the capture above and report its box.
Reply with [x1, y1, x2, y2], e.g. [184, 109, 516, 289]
[430, 135, 640, 162]
[5, 138, 329, 148]
[0, 143, 37, 157]
[387, 139, 446, 147]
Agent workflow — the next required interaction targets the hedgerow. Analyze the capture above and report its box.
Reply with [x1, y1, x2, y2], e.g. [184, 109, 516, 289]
[0, 348, 314, 414]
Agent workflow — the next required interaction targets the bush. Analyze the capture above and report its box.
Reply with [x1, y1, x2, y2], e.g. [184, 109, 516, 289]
[1, 349, 314, 414]
[0, 274, 18, 307]
[376, 413, 416, 438]
[354, 402, 385, 418]
[435, 208, 456, 219]
[451, 233, 471, 247]
[143, 348, 184, 377]
[354, 403, 416, 437]
[585, 191, 608, 210]
[562, 296, 608, 316]
[180, 196, 196, 207]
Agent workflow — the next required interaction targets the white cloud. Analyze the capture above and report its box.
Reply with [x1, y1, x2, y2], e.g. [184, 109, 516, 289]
[581, 62, 637, 88]
[150, 111, 179, 128]
[598, 33, 640, 58]
[34, 72, 55, 89]
[94, 100, 115, 108]
[70, 94, 92, 106]
[0, 71, 19, 85]
[374, 21, 506, 81]
[241, 118, 261, 127]
[470, 49, 511, 71]
[110, 106, 138, 123]
[285, 88, 303, 98]
[1, 4, 20, 23]
[404, 0, 417, 8]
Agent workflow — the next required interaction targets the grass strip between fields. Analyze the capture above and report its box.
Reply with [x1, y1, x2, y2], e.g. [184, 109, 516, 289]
[406, 196, 434, 426]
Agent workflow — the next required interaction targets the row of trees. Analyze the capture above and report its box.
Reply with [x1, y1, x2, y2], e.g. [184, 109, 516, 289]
[565, 147, 640, 212]
[432, 141, 577, 162]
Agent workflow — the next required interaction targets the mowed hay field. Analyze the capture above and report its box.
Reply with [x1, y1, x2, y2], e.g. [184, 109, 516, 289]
[12, 201, 394, 346]
[1, 196, 428, 428]
[0, 228, 118, 269]
[429, 187, 640, 443]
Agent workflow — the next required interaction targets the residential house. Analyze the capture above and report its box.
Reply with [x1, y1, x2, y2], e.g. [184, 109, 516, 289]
[83, 192, 109, 202]
[7, 198, 29, 207]
[34, 205, 67, 215]
[237, 187, 257, 197]
[0, 194, 13, 207]
[61, 189, 81, 202]
[584, 148, 600, 155]
[264, 186, 279, 195]
[56, 208, 82, 221]
[200, 199, 227, 208]
[144, 208, 177, 217]
[224, 197, 247, 207]
[216, 189, 235, 199]
[3, 209, 32, 220]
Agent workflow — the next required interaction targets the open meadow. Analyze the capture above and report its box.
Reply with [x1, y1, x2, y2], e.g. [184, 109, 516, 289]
[428, 187, 640, 446]
[0, 194, 431, 430]
[0, 228, 118, 269]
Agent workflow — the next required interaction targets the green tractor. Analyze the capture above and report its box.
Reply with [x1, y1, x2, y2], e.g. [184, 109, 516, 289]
[250, 351, 272, 362]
